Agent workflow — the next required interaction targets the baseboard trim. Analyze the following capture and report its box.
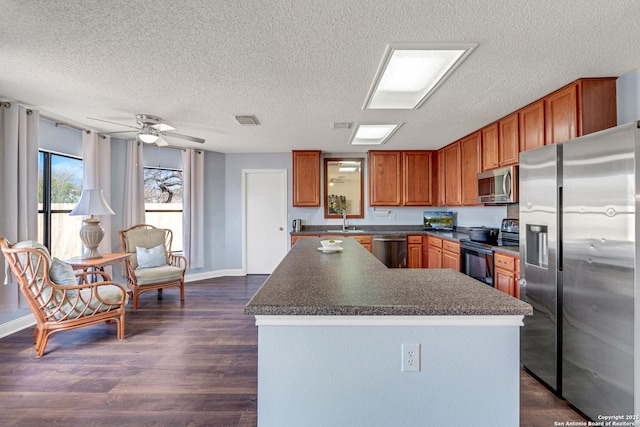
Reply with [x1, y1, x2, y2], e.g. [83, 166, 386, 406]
[0, 314, 36, 339]
[185, 269, 245, 283]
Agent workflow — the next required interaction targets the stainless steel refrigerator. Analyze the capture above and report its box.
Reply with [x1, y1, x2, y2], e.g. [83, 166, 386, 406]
[520, 121, 640, 420]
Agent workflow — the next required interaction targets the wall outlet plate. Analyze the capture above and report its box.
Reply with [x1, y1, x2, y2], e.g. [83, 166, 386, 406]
[402, 343, 420, 372]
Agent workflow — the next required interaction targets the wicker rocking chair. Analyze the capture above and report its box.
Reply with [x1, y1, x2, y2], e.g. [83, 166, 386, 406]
[0, 238, 128, 357]
[119, 224, 187, 309]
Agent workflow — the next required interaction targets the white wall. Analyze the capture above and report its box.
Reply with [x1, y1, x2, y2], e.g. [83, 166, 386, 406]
[224, 153, 292, 269]
[617, 69, 640, 125]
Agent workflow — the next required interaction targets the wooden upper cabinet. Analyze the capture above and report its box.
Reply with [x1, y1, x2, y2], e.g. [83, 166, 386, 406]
[443, 142, 461, 206]
[292, 150, 321, 207]
[545, 78, 617, 145]
[402, 151, 433, 206]
[460, 132, 481, 206]
[499, 112, 519, 166]
[576, 78, 617, 136]
[546, 83, 578, 145]
[369, 150, 433, 207]
[481, 123, 499, 171]
[368, 151, 401, 206]
[482, 115, 519, 172]
[519, 100, 545, 152]
[436, 148, 446, 206]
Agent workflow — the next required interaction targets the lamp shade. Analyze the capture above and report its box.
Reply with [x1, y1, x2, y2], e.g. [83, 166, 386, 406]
[138, 131, 159, 144]
[70, 189, 115, 216]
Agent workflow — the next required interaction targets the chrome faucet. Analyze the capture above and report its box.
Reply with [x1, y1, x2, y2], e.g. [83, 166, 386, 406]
[342, 209, 347, 231]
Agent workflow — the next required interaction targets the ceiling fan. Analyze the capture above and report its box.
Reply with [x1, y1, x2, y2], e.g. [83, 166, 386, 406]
[87, 114, 205, 146]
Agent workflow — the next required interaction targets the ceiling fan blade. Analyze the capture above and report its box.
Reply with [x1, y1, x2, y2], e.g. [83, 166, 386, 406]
[87, 117, 139, 130]
[150, 123, 175, 132]
[156, 136, 170, 147]
[105, 130, 137, 135]
[163, 131, 205, 144]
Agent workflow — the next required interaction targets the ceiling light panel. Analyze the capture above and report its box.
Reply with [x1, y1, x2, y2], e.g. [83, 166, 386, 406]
[349, 124, 401, 146]
[364, 43, 477, 110]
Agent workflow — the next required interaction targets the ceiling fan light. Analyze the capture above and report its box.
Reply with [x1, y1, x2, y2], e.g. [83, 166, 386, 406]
[138, 131, 159, 144]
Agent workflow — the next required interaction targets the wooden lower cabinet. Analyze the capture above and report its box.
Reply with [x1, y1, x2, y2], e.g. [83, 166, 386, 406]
[442, 240, 461, 272]
[494, 252, 520, 298]
[427, 245, 442, 268]
[291, 234, 372, 252]
[426, 236, 459, 270]
[351, 235, 372, 252]
[407, 235, 423, 268]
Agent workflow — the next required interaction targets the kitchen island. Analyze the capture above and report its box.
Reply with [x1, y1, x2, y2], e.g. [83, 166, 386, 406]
[245, 238, 532, 427]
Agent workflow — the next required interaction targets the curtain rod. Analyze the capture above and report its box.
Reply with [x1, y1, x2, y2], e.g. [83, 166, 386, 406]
[6, 106, 195, 150]
[40, 113, 92, 134]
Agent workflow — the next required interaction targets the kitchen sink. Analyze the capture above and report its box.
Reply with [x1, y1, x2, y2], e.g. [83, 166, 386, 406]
[324, 229, 365, 233]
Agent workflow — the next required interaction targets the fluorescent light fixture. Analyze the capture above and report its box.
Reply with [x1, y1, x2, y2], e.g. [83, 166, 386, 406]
[337, 167, 358, 173]
[364, 43, 477, 110]
[349, 124, 401, 146]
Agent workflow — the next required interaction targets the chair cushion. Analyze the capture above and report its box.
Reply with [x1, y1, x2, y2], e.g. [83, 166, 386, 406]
[123, 228, 168, 269]
[134, 265, 184, 286]
[62, 284, 128, 320]
[49, 258, 78, 287]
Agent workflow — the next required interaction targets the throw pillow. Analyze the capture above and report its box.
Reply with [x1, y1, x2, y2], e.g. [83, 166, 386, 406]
[136, 244, 166, 269]
[49, 258, 78, 286]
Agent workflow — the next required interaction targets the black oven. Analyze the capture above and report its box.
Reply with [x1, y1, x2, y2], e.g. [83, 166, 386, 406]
[460, 240, 494, 286]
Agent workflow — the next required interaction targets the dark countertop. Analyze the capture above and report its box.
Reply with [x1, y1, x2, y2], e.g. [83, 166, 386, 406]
[244, 238, 532, 316]
[291, 226, 522, 258]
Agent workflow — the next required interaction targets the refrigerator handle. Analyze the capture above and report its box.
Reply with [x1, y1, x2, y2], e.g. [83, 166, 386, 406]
[558, 186, 563, 272]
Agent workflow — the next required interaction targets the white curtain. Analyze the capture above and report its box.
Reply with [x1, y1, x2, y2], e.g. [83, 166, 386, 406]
[122, 139, 145, 228]
[0, 102, 39, 306]
[82, 131, 113, 255]
[182, 149, 204, 269]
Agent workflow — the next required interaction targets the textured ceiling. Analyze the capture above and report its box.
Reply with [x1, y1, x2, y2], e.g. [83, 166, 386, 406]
[1, 0, 640, 153]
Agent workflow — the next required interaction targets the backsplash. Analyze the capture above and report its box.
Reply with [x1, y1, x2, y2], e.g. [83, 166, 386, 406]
[290, 205, 508, 230]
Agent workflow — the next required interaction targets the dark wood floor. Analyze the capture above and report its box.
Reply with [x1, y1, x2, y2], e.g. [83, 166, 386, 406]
[0, 275, 587, 426]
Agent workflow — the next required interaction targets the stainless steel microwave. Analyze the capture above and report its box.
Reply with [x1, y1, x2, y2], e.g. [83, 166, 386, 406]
[477, 165, 518, 204]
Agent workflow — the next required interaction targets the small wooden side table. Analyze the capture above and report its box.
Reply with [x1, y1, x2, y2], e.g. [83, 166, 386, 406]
[64, 253, 130, 281]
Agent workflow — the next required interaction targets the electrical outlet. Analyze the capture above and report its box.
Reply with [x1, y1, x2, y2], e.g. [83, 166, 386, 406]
[402, 343, 420, 372]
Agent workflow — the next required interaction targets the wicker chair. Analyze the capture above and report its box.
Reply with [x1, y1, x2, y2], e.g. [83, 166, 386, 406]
[0, 238, 128, 357]
[119, 224, 187, 309]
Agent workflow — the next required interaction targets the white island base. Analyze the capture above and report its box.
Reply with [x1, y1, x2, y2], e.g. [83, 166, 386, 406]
[254, 315, 524, 427]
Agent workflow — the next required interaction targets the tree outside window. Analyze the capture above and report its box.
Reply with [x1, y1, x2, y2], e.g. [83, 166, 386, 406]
[144, 168, 183, 252]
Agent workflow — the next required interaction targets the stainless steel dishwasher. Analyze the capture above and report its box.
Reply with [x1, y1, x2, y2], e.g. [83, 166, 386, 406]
[372, 235, 407, 268]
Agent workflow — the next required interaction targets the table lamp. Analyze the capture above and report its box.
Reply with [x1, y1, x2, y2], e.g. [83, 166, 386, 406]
[70, 189, 115, 259]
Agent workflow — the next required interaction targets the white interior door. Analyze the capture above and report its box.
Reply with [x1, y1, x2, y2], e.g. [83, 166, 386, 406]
[244, 169, 288, 274]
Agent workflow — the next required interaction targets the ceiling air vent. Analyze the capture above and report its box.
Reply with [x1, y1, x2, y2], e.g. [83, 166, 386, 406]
[331, 122, 353, 129]
[234, 115, 260, 126]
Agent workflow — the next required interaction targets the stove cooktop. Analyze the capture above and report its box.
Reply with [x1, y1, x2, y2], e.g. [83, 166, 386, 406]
[461, 219, 520, 250]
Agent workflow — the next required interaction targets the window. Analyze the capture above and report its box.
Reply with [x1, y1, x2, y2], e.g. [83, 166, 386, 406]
[38, 151, 84, 259]
[144, 167, 183, 252]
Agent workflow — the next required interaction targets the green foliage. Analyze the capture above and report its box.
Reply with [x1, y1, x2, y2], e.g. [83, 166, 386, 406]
[38, 169, 82, 203]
